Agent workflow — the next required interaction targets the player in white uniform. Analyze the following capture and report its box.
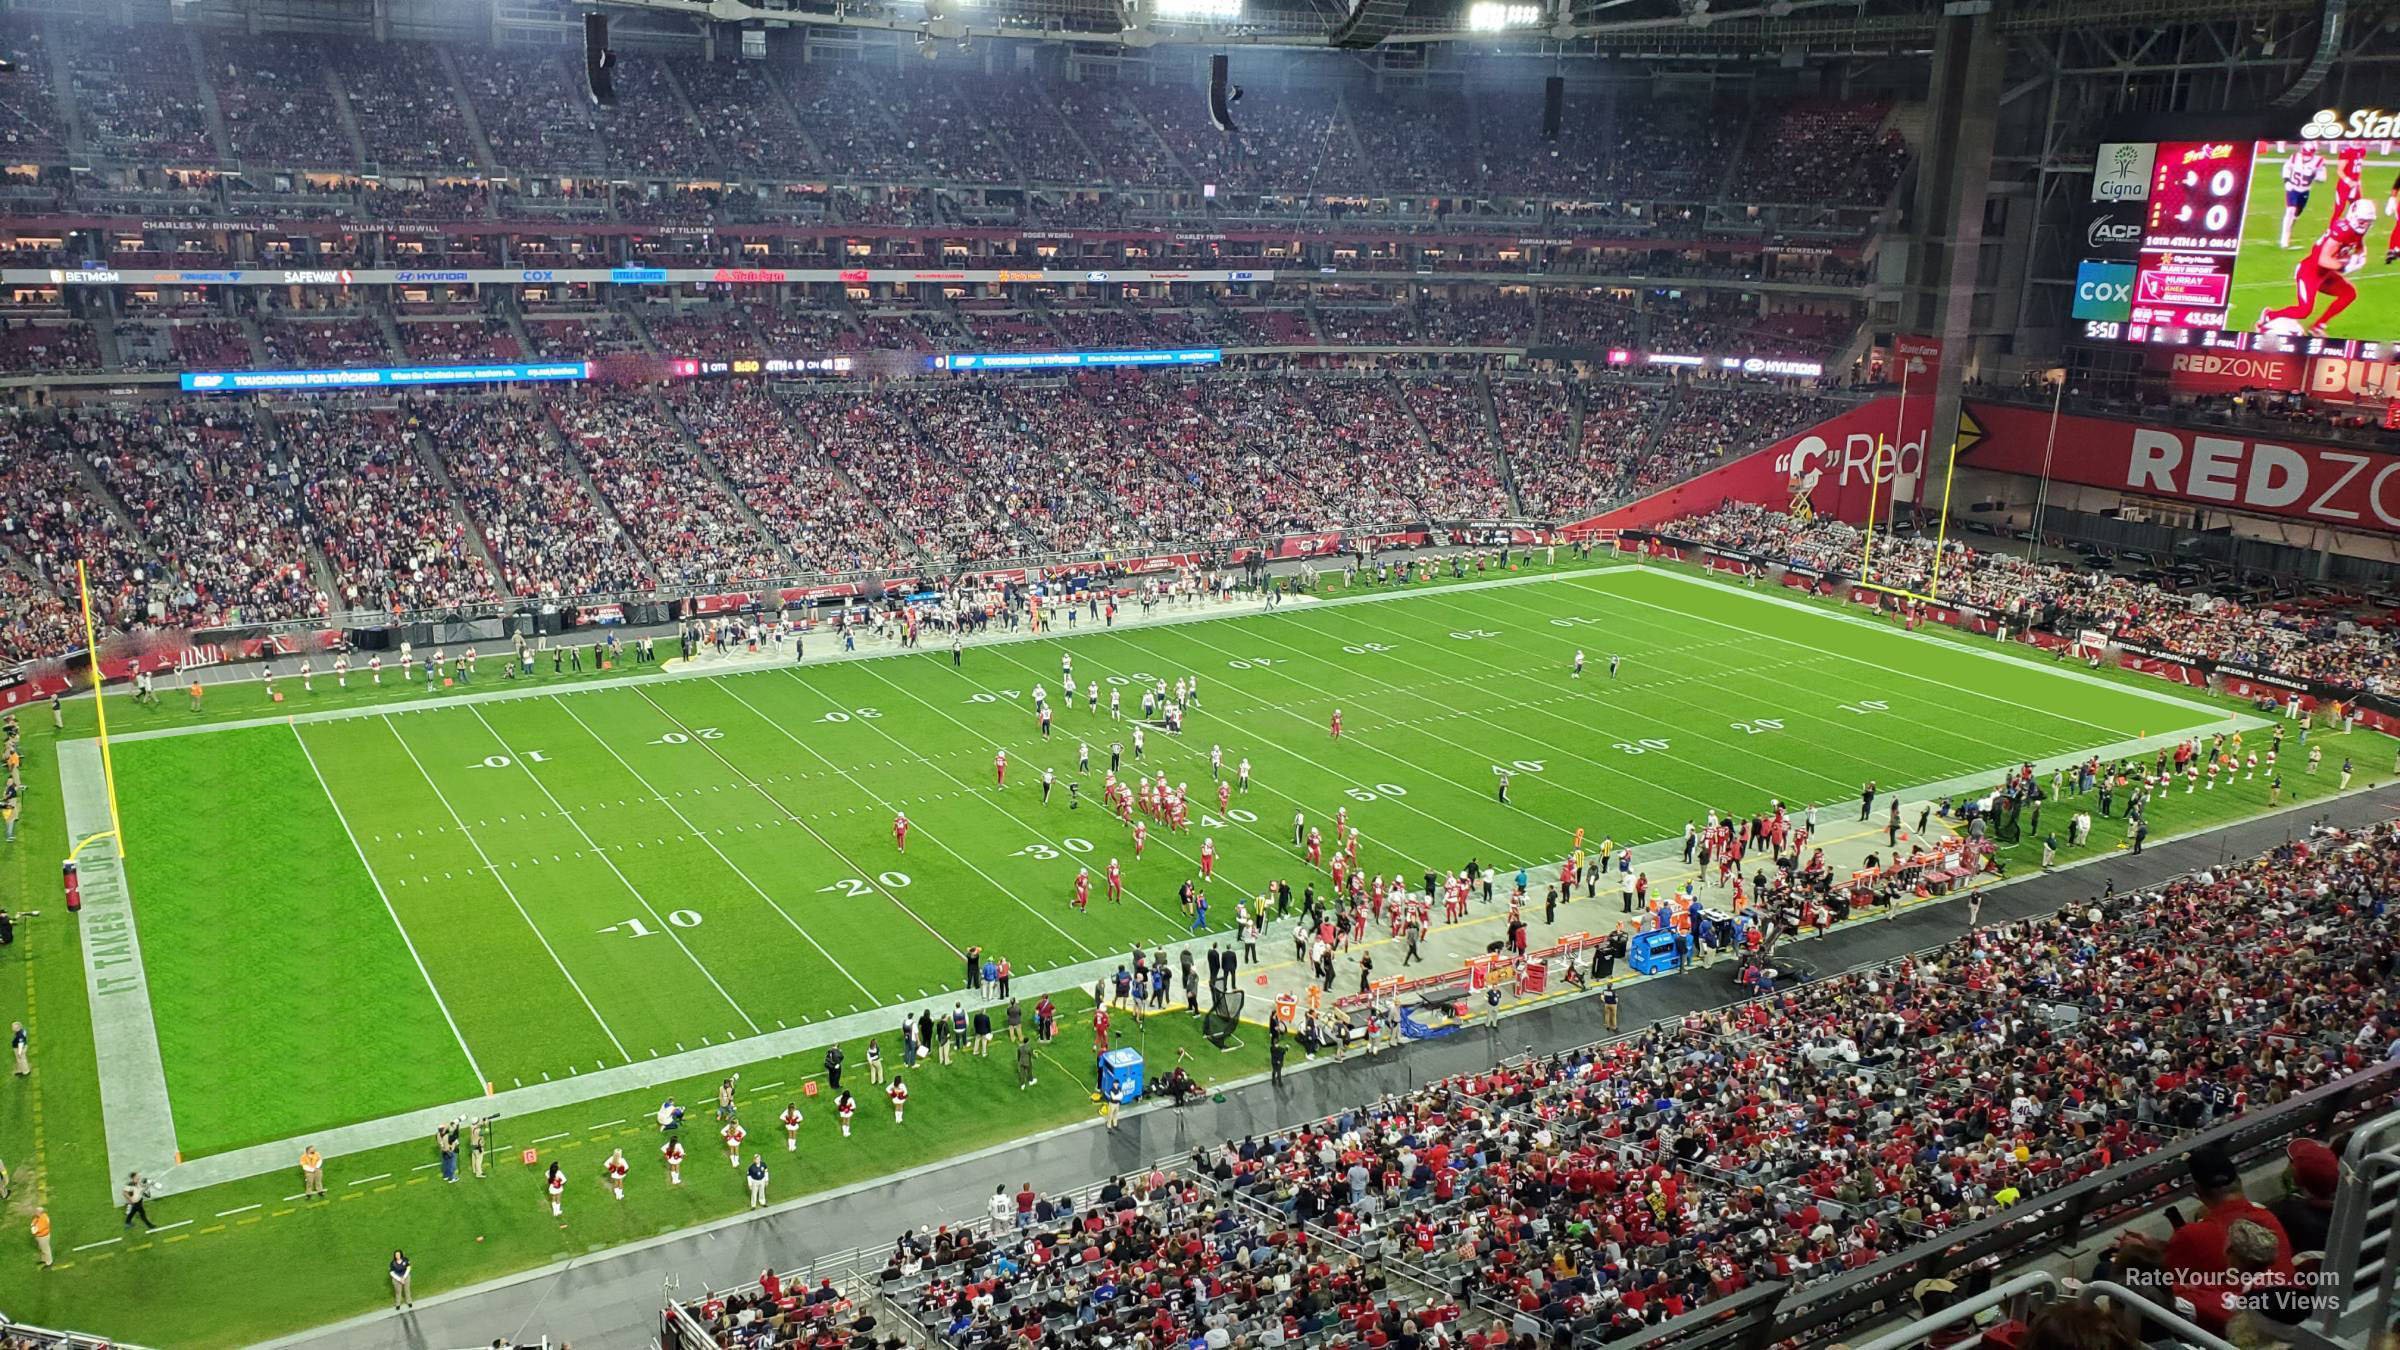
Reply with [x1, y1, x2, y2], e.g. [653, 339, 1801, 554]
[2283, 144, 2328, 248]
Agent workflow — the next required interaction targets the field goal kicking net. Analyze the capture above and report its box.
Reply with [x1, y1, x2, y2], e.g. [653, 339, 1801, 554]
[1203, 990, 1245, 1048]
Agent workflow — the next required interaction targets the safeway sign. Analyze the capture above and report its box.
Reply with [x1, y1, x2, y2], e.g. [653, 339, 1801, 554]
[1962, 400, 2400, 533]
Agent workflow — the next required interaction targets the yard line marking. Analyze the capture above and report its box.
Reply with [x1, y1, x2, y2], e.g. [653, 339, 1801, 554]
[1586, 570, 2167, 744]
[771, 668, 1110, 957]
[383, 715, 632, 1064]
[292, 721, 489, 1093]
[590, 1119, 625, 1130]
[551, 695, 872, 1003]
[1323, 594, 1878, 805]
[71, 1238, 121, 1252]
[411, 1162, 443, 1171]
[749, 1081, 784, 1093]
[346, 1173, 393, 1187]
[531, 1131, 570, 1144]
[215, 1204, 260, 1217]
[150, 1219, 192, 1233]
[1218, 617, 1731, 827]
[1454, 587, 1981, 781]
[845, 662, 1191, 933]
[637, 684, 970, 960]
[468, 705, 762, 1036]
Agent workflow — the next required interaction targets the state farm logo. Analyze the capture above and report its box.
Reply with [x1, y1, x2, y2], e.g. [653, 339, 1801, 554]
[2301, 109, 2346, 140]
[2087, 214, 2142, 249]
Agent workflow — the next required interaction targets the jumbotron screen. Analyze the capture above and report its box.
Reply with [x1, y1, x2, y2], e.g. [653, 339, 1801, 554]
[2073, 110, 2400, 360]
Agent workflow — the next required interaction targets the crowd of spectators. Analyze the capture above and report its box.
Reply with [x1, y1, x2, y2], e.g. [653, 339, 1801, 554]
[1636, 383, 1837, 493]
[65, 403, 326, 628]
[786, 387, 1039, 562]
[339, 41, 486, 173]
[395, 316, 520, 363]
[665, 382, 916, 576]
[0, 414, 155, 661]
[450, 47, 607, 175]
[0, 20, 67, 163]
[206, 34, 355, 169]
[1737, 100, 1907, 206]
[552, 390, 789, 589]
[1662, 502, 2400, 692]
[261, 316, 390, 367]
[277, 401, 497, 613]
[0, 320, 100, 374]
[668, 56, 818, 179]
[58, 22, 218, 164]
[665, 826, 2400, 1350]
[418, 396, 655, 600]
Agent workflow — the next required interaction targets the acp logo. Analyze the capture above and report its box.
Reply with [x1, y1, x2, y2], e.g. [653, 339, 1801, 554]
[2073, 261, 2135, 321]
[2086, 212, 2143, 251]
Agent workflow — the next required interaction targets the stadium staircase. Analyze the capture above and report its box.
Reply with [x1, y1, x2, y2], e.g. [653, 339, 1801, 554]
[368, 298, 406, 360]
[494, 294, 538, 362]
[321, 62, 372, 173]
[537, 402, 655, 576]
[246, 400, 347, 608]
[1710, 102, 1760, 204]
[88, 295, 125, 373]
[658, 389, 798, 569]
[650, 56, 714, 151]
[765, 389, 945, 569]
[179, 26, 235, 167]
[432, 45, 503, 174]
[406, 419, 507, 586]
[1473, 369, 1528, 516]
[1031, 82, 1106, 186]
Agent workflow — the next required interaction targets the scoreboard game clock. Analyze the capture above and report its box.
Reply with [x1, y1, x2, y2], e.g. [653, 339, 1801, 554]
[2127, 141, 2254, 330]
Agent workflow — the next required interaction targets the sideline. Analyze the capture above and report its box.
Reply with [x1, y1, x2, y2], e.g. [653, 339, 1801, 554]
[56, 740, 178, 1202]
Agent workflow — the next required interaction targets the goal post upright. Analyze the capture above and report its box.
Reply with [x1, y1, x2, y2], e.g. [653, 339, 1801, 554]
[74, 559, 127, 862]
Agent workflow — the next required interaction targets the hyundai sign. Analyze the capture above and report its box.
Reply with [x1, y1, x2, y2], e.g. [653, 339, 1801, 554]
[935, 348, 1224, 371]
[181, 361, 591, 393]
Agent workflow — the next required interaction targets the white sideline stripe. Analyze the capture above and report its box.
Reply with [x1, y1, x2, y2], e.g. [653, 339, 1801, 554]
[383, 715, 634, 1063]
[291, 721, 488, 1096]
[215, 1203, 261, 1217]
[531, 1131, 570, 1144]
[345, 1173, 392, 1187]
[467, 703, 762, 1035]
[70, 1237, 121, 1252]
[411, 1162, 443, 1171]
[149, 1219, 191, 1233]
[548, 694, 874, 1002]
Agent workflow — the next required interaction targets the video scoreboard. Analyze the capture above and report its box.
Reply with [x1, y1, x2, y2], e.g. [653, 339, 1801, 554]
[2072, 109, 2400, 359]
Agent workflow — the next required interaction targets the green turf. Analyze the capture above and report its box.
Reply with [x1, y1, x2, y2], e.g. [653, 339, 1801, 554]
[107, 564, 2239, 1154]
[0, 552, 2383, 1349]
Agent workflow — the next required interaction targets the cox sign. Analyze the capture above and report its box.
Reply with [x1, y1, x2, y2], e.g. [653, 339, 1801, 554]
[2073, 262, 2135, 321]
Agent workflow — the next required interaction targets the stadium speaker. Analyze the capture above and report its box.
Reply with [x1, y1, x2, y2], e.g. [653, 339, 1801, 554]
[1207, 54, 1241, 134]
[1541, 76, 1563, 141]
[583, 12, 618, 108]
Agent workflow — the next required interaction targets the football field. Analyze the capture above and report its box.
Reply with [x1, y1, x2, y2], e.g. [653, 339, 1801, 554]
[96, 563, 2233, 1161]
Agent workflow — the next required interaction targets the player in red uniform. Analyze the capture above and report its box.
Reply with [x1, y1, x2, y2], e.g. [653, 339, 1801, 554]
[892, 811, 909, 853]
[2334, 145, 2367, 218]
[1306, 826, 1323, 867]
[1133, 820, 1148, 859]
[1217, 780, 1231, 814]
[1073, 866, 1090, 911]
[994, 749, 1007, 788]
[1199, 837, 1216, 880]
[1106, 857, 1123, 902]
[1329, 708, 1343, 740]
[2261, 199, 2376, 336]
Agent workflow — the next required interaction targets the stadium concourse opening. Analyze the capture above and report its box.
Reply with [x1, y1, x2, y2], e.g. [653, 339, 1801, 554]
[0, 4, 2398, 1349]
